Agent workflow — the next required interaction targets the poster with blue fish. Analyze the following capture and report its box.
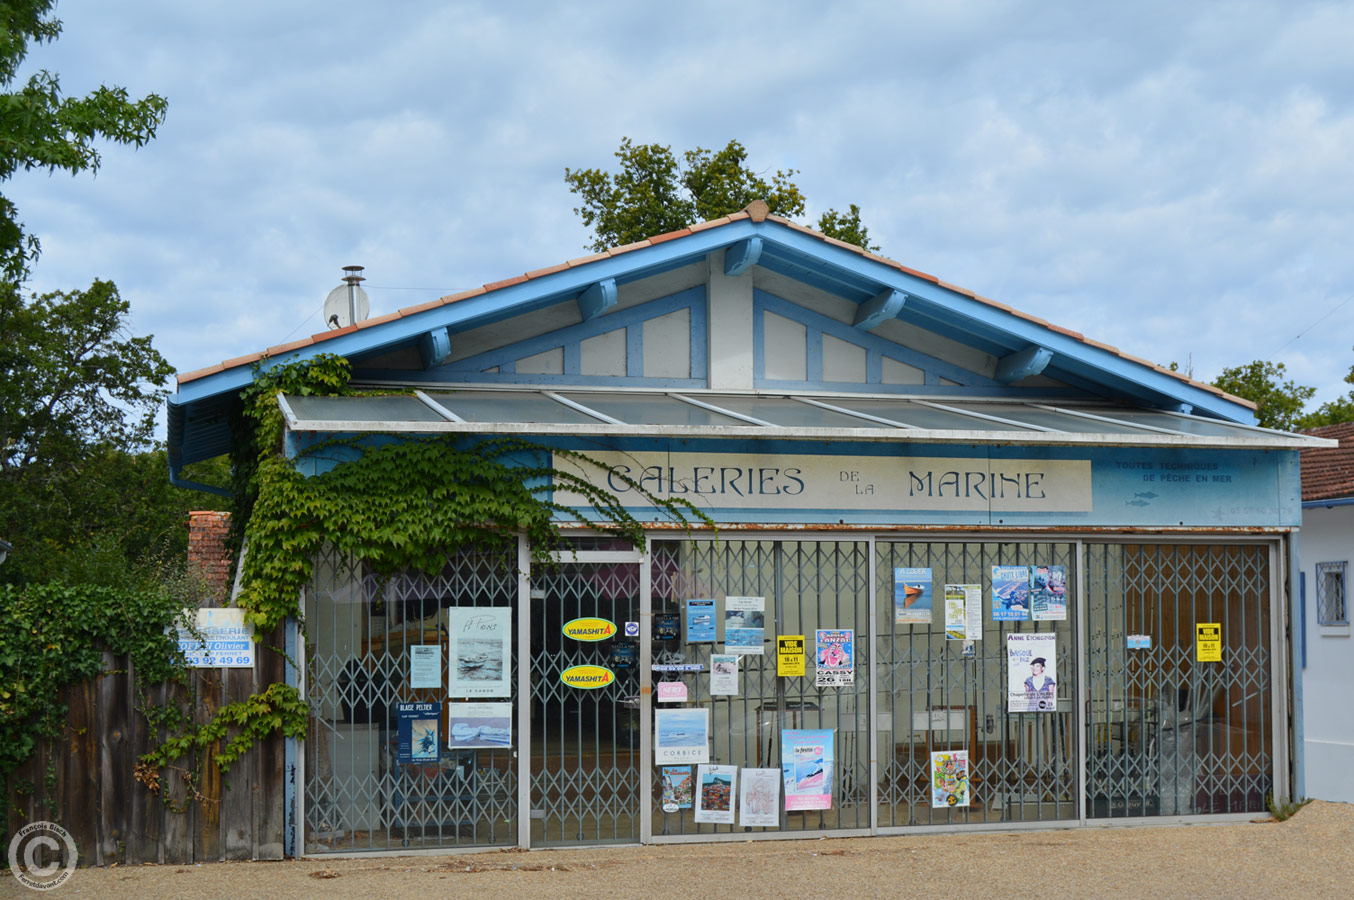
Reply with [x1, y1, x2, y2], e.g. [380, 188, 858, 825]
[397, 702, 441, 763]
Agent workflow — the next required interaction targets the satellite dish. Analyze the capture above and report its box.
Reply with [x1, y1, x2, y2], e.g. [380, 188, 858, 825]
[323, 265, 369, 329]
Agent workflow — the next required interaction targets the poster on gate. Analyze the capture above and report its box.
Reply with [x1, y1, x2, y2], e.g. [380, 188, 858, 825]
[448, 607, 511, 697]
[1006, 633, 1057, 712]
[814, 629, 854, 687]
[930, 750, 970, 808]
[782, 729, 834, 811]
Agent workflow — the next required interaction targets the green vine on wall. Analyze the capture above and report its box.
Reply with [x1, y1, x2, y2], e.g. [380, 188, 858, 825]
[134, 352, 709, 807]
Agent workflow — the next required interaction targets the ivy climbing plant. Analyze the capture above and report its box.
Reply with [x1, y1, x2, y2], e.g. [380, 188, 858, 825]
[140, 352, 710, 798]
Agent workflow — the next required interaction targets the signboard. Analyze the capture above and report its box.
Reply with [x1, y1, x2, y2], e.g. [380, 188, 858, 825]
[175, 608, 254, 668]
[559, 664, 615, 689]
[562, 617, 616, 642]
[656, 681, 688, 703]
[710, 654, 739, 695]
[1196, 623, 1222, 662]
[553, 451, 1092, 512]
[448, 607, 511, 698]
[777, 635, 806, 677]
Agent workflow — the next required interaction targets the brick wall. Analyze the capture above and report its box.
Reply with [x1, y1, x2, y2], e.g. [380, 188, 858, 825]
[187, 510, 233, 602]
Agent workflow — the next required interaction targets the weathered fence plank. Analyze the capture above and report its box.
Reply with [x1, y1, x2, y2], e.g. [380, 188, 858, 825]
[97, 653, 131, 865]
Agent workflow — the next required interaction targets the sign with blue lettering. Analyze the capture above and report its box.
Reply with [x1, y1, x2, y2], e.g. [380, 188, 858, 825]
[551, 445, 1299, 529]
[174, 607, 255, 668]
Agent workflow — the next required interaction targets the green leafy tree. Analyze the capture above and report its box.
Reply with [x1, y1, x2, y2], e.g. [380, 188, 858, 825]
[565, 137, 879, 252]
[0, 2, 190, 584]
[1295, 351, 1354, 429]
[1211, 360, 1316, 431]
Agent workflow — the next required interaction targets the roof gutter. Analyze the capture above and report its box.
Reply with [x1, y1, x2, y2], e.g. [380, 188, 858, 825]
[1301, 496, 1354, 509]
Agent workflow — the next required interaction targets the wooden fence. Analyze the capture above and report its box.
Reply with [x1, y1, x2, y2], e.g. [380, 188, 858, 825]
[3, 622, 290, 865]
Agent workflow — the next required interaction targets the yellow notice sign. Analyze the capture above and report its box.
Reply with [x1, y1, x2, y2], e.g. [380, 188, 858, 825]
[1196, 623, 1222, 662]
[777, 635, 806, 677]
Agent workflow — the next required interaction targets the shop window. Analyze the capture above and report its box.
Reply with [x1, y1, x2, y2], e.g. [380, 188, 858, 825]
[1316, 562, 1348, 626]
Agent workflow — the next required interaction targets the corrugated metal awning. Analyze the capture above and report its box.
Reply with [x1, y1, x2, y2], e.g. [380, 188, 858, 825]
[277, 387, 1335, 450]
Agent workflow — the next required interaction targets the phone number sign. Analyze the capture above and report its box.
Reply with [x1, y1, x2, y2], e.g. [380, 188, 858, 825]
[175, 607, 255, 668]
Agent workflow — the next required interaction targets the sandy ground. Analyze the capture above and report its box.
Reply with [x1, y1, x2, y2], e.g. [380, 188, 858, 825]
[12, 801, 1352, 900]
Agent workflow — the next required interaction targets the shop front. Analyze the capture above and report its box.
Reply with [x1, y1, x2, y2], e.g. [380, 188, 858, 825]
[167, 206, 1325, 855]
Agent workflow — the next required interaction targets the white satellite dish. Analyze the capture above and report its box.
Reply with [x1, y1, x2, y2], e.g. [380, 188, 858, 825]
[323, 265, 369, 329]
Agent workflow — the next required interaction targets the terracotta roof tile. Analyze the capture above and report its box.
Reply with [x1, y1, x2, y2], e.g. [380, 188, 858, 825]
[360, 310, 404, 327]
[177, 362, 225, 384]
[401, 296, 450, 316]
[482, 274, 529, 292]
[608, 239, 652, 256]
[1300, 423, 1354, 501]
[689, 216, 733, 232]
[566, 251, 610, 267]
[648, 228, 692, 245]
[264, 338, 315, 356]
[525, 261, 570, 279]
[220, 351, 265, 370]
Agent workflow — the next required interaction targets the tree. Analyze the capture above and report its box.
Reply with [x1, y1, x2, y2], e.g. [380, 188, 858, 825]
[0, 3, 185, 584]
[1211, 360, 1316, 431]
[1294, 350, 1354, 429]
[565, 138, 879, 252]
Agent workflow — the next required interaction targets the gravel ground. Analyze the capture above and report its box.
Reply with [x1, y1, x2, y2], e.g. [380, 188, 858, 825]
[16, 801, 1352, 900]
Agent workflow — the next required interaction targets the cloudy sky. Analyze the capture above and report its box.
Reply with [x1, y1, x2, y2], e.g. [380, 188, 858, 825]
[11, 0, 1354, 412]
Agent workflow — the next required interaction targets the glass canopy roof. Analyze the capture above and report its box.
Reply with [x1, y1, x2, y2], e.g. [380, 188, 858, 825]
[278, 388, 1324, 449]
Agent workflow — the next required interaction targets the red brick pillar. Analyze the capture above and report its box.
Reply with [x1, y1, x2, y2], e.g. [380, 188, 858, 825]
[187, 510, 233, 603]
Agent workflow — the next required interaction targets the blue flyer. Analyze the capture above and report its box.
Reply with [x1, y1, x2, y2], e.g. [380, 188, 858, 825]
[991, 566, 1031, 621]
[686, 598, 716, 642]
[397, 702, 441, 763]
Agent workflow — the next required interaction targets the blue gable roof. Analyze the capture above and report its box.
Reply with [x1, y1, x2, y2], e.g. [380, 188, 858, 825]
[168, 207, 1258, 482]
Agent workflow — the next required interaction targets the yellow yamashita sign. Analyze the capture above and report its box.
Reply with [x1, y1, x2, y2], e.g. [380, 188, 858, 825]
[560, 664, 616, 690]
[562, 617, 617, 642]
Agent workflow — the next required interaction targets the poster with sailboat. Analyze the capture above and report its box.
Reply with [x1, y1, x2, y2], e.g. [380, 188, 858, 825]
[448, 607, 511, 698]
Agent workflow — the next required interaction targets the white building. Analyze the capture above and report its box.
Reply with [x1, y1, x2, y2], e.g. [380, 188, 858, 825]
[1299, 422, 1353, 803]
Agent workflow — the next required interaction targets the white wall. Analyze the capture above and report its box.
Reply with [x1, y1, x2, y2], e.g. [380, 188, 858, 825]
[1301, 503, 1354, 803]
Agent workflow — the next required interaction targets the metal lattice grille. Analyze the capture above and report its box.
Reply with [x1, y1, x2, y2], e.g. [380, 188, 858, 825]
[1085, 543, 1272, 818]
[1316, 561, 1347, 625]
[874, 541, 1078, 827]
[650, 540, 870, 837]
[529, 559, 641, 846]
[303, 545, 518, 852]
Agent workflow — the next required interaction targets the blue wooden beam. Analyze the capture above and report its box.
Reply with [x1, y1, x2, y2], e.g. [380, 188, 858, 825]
[418, 327, 452, 368]
[852, 288, 907, 330]
[723, 236, 763, 276]
[577, 278, 618, 321]
[995, 345, 1053, 383]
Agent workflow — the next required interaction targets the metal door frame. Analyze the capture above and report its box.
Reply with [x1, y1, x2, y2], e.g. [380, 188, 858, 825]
[519, 537, 646, 848]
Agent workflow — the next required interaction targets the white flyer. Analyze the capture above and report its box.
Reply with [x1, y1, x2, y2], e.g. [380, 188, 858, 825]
[694, 764, 738, 824]
[409, 644, 442, 689]
[738, 768, 781, 827]
[710, 654, 740, 696]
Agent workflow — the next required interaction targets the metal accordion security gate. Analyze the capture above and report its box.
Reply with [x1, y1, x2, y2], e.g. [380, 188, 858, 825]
[1084, 542, 1276, 819]
[299, 534, 1285, 854]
